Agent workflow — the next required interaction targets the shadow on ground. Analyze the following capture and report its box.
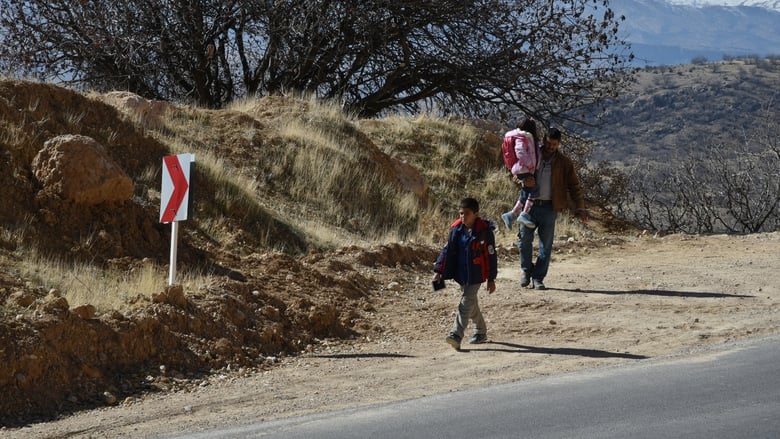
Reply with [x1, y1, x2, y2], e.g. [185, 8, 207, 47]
[462, 341, 648, 359]
[550, 287, 753, 299]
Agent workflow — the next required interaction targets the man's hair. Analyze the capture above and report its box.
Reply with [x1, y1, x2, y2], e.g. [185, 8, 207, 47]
[546, 127, 562, 140]
[459, 197, 479, 212]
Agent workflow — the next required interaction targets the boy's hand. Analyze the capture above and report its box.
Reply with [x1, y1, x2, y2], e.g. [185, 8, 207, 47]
[487, 280, 496, 294]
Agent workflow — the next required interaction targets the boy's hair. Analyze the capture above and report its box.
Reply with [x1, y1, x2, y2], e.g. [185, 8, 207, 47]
[459, 197, 479, 212]
[546, 127, 562, 141]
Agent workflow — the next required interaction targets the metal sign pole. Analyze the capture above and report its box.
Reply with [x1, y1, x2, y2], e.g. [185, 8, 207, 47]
[168, 221, 179, 286]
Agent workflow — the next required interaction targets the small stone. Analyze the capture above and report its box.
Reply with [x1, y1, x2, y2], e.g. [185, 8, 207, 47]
[103, 391, 117, 405]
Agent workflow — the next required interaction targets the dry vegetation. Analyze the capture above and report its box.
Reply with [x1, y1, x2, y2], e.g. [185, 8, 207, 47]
[2, 71, 779, 436]
[584, 58, 780, 165]
[1, 79, 603, 425]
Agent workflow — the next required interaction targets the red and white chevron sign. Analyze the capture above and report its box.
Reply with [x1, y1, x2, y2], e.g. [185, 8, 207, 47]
[160, 153, 194, 223]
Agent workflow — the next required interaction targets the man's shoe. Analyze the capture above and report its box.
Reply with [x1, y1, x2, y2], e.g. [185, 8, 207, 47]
[469, 333, 488, 344]
[518, 211, 536, 229]
[446, 333, 462, 350]
[501, 211, 517, 230]
[520, 271, 531, 287]
[532, 278, 546, 290]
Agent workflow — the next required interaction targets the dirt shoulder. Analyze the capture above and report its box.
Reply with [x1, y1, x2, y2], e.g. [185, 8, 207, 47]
[10, 232, 780, 438]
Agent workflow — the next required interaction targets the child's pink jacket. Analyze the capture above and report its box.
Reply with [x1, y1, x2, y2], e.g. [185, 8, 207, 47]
[504, 129, 537, 176]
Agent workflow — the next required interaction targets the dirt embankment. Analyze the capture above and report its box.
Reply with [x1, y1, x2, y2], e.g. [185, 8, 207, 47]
[7, 232, 780, 438]
[0, 242, 439, 427]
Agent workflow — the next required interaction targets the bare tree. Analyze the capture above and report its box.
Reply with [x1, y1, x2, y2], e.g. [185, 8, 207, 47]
[621, 109, 780, 234]
[0, 0, 633, 120]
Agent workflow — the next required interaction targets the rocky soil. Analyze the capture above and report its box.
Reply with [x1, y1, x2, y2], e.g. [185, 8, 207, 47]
[6, 231, 780, 438]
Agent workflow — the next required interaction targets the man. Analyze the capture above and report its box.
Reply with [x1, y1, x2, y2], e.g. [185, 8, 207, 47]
[518, 128, 588, 290]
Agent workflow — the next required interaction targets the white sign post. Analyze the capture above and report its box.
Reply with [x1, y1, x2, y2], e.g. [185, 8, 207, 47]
[160, 153, 195, 286]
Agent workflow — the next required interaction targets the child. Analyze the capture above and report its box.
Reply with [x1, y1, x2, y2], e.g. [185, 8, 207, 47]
[501, 117, 540, 230]
[432, 197, 498, 350]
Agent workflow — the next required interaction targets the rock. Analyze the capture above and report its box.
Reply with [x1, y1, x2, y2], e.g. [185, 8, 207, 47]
[72, 304, 96, 319]
[32, 134, 133, 205]
[152, 285, 187, 307]
[101, 91, 171, 129]
[165, 285, 187, 307]
[40, 296, 69, 314]
[214, 338, 233, 356]
[8, 291, 35, 307]
[103, 391, 117, 405]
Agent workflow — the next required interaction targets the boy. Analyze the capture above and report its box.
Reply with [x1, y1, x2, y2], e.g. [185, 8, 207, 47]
[433, 197, 498, 350]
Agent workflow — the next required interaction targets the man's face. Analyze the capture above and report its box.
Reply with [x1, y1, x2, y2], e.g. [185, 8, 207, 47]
[458, 207, 478, 229]
[544, 138, 561, 155]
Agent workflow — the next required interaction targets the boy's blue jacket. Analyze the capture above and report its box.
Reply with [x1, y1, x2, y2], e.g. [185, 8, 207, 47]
[434, 217, 497, 286]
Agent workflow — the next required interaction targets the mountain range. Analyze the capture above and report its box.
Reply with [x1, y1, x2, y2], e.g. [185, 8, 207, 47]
[610, 0, 780, 65]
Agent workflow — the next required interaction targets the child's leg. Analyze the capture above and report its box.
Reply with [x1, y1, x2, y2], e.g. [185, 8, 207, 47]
[511, 196, 524, 214]
[522, 197, 534, 213]
[518, 188, 537, 228]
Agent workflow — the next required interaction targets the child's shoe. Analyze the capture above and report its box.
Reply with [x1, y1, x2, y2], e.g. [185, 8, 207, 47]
[501, 211, 517, 230]
[518, 211, 536, 229]
[446, 333, 462, 350]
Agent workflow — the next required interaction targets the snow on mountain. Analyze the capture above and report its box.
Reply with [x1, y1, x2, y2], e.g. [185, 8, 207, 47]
[666, 0, 780, 10]
[608, 0, 780, 65]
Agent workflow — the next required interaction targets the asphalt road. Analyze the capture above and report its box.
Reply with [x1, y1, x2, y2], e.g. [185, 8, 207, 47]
[180, 334, 780, 439]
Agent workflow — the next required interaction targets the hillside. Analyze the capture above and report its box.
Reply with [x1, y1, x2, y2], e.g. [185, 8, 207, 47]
[1, 80, 779, 435]
[0, 79, 578, 424]
[582, 58, 780, 165]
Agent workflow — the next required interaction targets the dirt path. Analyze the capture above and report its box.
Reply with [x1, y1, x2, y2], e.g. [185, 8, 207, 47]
[10, 232, 780, 438]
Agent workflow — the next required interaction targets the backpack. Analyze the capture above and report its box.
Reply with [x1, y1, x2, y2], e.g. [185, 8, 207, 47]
[501, 131, 536, 173]
[501, 134, 519, 170]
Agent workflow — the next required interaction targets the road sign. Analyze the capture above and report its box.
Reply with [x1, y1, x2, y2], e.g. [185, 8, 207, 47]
[160, 153, 194, 286]
[160, 153, 194, 223]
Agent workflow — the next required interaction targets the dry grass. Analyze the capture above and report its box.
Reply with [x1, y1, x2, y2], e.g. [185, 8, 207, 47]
[18, 251, 210, 312]
[145, 93, 513, 247]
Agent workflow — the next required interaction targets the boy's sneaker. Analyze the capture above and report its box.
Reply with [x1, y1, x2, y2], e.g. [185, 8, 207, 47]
[469, 333, 488, 344]
[518, 211, 536, 229]
[446, 334, 462, 350]
[532, 278, 546, 290]
[501, 211, 517, 230]
[520, 271, 531, 287]
[446, 333, 462, 350]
